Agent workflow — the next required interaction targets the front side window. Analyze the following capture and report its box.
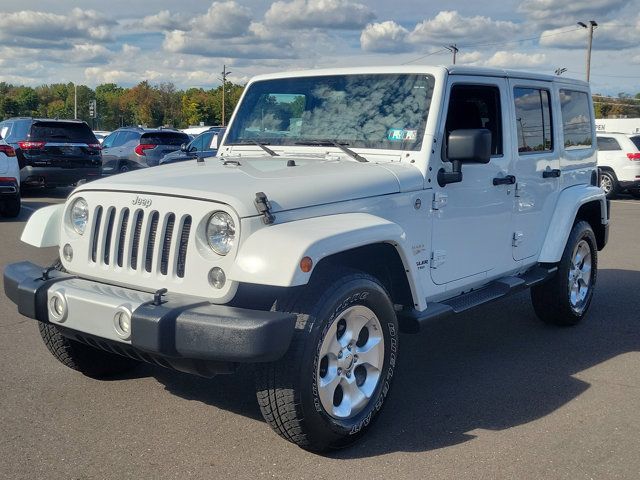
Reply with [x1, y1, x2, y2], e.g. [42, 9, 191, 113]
[189, 134, 205, 151]
[226, 74, 436, 151]
[445, 84, 503, 156]
[513, 87, 553, 153]
[560, 89, 593, 149]
[596, 136, 621, 151]
[101, 132, 118, 149]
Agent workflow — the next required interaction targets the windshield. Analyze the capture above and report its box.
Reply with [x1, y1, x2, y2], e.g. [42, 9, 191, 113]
[226, 73, 435, 151]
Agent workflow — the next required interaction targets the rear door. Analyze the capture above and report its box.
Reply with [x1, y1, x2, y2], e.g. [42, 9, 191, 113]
[27, 121, 101, 168]
[508, 80, 560, 261]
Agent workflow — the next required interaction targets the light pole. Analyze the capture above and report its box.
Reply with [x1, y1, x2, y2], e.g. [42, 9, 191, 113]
[219, 65, 231, 126]
[74, 83, 77, 119]
[445, 44, 459, 64]
[578, 20, 597, 82]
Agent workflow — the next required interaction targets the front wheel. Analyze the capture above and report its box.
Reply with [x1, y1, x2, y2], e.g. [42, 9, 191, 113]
[599, 170, 618, 199]
[255, 268, 398, 452]
[0, 194, 20, 217]
[531, 221, 597, 326]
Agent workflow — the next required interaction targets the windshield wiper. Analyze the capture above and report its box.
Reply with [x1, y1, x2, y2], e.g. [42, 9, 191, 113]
[294, 140, 368, 163]
[231, 140, 279, 156]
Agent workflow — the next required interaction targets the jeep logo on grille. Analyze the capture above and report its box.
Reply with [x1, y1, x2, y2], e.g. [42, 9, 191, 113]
[132, 195, 152, 208]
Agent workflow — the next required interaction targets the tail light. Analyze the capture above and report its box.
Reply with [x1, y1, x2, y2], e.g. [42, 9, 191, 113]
[87, 143, 102, 150]
[18, 141, 45, 150]
[626, 153, 640, 160]
[134, 144, 154, 156]
[0, 145, 16, 157]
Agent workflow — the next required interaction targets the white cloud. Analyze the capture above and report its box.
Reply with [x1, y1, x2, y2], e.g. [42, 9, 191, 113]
[84, 67, 134, 84]
[519, 0, 631, 27]
[70, 44, 114, 64]
[457, 51, 483, 64]
[539, 22, 640, 50]
[360, 21, 410, 53]
[484, 51, 546, 68]
[190, 1, 252, 38]
[122, 44, 141, 56]
[140, 10, 186, 31]
[265, 0, 375, 30]
[0, 8, 115, 44]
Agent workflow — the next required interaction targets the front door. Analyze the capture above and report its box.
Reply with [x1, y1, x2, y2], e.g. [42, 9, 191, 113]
[430, 78, 515, 285]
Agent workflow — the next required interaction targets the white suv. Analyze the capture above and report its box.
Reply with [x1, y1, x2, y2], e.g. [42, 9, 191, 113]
[4, 66, 608, 452]
[0, 139, 20, 217]
[596, 132, 640, 198]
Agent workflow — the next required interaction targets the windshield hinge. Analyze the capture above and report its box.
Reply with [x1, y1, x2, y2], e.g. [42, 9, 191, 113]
[254, 192, 275, 225]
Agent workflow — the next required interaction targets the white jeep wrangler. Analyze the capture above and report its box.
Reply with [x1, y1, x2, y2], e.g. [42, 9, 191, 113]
[4, 66, 608, 452]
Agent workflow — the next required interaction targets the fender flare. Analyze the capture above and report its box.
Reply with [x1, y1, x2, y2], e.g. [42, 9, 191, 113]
[538, 185, 607, 263]
[20, 204, 64, 248]
[229, 212, 416, 290]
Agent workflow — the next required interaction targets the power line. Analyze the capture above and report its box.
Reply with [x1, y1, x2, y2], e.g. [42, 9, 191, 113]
[402, 48, 448, 65]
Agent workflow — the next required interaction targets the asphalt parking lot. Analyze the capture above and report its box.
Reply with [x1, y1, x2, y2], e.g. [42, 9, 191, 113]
[1, 189, 639, 480]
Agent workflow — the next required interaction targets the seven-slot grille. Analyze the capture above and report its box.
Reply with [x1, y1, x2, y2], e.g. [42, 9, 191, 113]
[89, 205, 191, 278]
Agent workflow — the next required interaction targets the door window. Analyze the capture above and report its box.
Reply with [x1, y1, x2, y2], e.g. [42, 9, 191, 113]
[445, 85, 503, 156]
[189, 134, 205, 152]
[513, 87, 553, 153]
[101, 132, 119, 149]
[560, 90, 593, 150]
[596, 136, 621, 151]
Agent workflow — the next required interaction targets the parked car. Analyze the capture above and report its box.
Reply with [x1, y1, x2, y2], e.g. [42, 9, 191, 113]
[93, 130, 112, 144]
[0, 118, 102, 188]
[4, 66, 608, 452]
[159, 127, 224, 165]
[0, 138, 20, 217]
[100, 127, 190, 174]
[596, 132, 640, 198]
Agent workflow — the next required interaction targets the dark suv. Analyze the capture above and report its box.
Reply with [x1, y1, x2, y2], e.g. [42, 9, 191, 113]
[0, 118, 102, 188]
[100, 127, 190, 174]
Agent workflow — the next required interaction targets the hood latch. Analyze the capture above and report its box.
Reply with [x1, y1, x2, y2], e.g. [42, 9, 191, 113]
[254, 192, 275, 225]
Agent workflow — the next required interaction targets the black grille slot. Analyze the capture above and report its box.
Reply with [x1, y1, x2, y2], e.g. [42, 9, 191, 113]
[177, 216, 191, 278]
[103, 208, 116, 265]
[145, 211, 159, 273]
[130, 210, 144, 270]
[160, 213, 175, 275]
[117, 208, 129, 267]
[91, 206, 103, 263]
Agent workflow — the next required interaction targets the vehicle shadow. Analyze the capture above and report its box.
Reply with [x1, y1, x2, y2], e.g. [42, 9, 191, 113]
[148, 268, 639, 456]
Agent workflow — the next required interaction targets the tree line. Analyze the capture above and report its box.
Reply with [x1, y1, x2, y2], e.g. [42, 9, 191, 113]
[1, 80, 640, 131]
[0, 81, 245, 131]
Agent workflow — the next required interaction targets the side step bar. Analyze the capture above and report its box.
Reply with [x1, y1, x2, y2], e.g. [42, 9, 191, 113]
[397, 265, 557, 333]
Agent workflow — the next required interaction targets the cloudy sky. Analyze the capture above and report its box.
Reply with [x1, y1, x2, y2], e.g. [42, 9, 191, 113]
[0, 0, 639, 94]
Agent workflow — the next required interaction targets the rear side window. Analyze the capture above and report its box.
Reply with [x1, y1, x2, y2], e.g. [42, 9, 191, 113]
[513, 87, 553, 153]
[141, 131, 189, 146]
[596, 137, 621, 151]
[1, 120, 30, 142]
[629, 136, 640, 150]
[30, 121, 97, 143]
[560, 90, 593, 150]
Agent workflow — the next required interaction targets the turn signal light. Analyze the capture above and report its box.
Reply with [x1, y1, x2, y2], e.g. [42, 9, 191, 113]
[18, 141, 45, 150]
[300, 256, 313, 273]
[0, 145, 16, 156]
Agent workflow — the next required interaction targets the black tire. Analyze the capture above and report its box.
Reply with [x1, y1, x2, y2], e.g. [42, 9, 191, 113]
[0, 194, 20, 218]
[118, 162, 130, 173]
[255, 267, 399, 452]
[531, 221, 597, 326]
[599, 170, 618, 199]
[629, 189, 640, 199]
[38, 322, 139, 378]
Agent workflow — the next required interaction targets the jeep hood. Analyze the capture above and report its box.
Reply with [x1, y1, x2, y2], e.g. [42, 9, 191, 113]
[78, 156, 423, 218]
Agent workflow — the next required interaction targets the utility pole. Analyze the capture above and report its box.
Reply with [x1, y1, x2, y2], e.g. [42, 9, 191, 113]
[220, 65, 231, 126]
[445, 44, 459, 64]
[74, 83, 78, 119]
[578, 20, 597, 82]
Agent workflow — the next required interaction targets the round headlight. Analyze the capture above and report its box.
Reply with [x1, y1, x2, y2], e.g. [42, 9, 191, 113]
[206, 211, 235, 255]
[69, 198, 89, 235]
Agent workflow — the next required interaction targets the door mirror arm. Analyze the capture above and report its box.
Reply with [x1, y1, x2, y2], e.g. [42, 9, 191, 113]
[437, 160, 463, 187]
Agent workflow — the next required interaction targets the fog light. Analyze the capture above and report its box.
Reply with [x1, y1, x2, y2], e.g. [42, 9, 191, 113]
[48, 292, 67, 322]
[208, 267, 226, 289]
[113, 307, 132, 340]
[63, 243, 73, 262]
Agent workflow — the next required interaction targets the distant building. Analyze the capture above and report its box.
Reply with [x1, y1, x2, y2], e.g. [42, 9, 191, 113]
[595, 118, 640, 134]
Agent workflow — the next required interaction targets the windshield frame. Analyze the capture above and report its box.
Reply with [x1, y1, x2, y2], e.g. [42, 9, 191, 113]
[225, 73, 436, 153]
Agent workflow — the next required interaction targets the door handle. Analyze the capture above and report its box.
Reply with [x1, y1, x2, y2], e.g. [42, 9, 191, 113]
[542, 169, 561, 178]
[493, 175, 516, 186]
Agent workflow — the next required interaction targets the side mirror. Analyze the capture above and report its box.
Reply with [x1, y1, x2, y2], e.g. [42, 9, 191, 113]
[211, 128, 226, 150]
[180, 143, 188, 152]
[438, 129, 492, 186]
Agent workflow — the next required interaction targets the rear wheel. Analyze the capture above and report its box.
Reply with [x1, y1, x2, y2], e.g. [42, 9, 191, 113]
[531, 221, 597, 326]
[599, 170, 618, 199]
[255, 267, 398, 452]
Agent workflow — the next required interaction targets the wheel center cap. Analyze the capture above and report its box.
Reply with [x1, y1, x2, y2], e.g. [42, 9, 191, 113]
[339, 352, 354, 371]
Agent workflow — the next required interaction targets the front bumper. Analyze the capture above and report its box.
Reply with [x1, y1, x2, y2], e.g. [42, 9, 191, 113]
[20, 166, 102, 186]
[4, 262, 296, 375]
